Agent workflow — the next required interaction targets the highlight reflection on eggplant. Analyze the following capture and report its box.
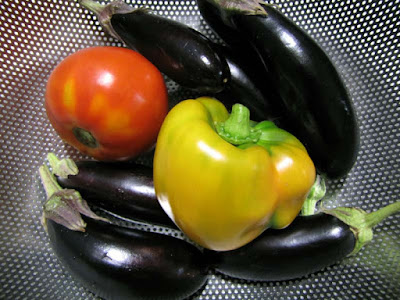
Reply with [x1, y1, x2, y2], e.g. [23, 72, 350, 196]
[205, 199, 400, 282]
[79, 0, 230, 93]
[40, 164, 208, 300]
[210, 43, 286, 121]
[197, 0, 359, 178]
[205, 213, 355, 281]
[56, 160, 176, 228]
[50, 156, 400, 283]
[46, 218, 209, 300]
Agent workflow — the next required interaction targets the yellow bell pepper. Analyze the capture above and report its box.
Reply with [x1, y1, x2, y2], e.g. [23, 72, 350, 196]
[154, 97, 315, 251]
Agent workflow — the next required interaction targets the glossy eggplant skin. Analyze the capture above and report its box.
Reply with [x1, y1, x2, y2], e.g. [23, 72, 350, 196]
[57, 161, 176, 228]
[205, 213, 356, 282]
[46, 218, 208, 300]
[197, 0, 359, 178]
[211, 43, 285, 121]
[56, 161, 357, 282]
[110, 9, 230, 93]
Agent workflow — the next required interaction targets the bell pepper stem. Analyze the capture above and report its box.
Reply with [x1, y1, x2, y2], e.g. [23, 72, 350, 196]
[322, 201, 400, 255]
[224, 104, 252, 138]
[216, 103, 261, 145]
[300, 175, 326, 216]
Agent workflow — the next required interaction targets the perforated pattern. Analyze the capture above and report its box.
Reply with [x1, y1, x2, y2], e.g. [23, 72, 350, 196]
[0, 0, 399, 299]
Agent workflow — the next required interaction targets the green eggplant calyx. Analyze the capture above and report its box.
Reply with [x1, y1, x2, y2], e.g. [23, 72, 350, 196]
[322, 201, 400, 255]
[216, 103, 261, 145]
[208, 0, 267, 16]
[47, 153, 79, 179]
[39, 162, 108, 233]
[79, 0, 137, 40]
[300, 175, 327, 216]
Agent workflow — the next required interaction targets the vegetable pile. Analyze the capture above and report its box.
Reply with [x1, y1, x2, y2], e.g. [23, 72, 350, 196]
[41, 154, 400, 299]
[38, 1, 398, 300]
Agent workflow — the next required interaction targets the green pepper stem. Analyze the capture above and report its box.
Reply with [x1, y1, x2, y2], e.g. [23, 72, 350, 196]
[323, 201, 400, 255]
[216, 104, 261, 145]
[224, 104, 252, 139]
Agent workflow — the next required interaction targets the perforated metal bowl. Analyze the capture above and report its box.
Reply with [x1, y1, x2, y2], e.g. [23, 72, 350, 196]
[0, 1, 399, 299]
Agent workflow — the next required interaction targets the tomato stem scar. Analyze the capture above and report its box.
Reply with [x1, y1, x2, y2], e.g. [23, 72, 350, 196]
[73, 127, 99, 148]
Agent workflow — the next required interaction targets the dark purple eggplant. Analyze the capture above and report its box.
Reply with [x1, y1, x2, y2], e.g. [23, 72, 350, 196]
[79, 0, 229, 93]
[205, 213, 353, 281]
[46, 218, 208, 300]
[204, 202, 400, 281]
[197, 0, 359, 178]
[56, 160, 176, 228]
[211, 43, 286, 121]
[43, 156, 400, 283]
[39, 164, 208, 300]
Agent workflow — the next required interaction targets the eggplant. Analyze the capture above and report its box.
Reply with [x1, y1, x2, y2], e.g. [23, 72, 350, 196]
[56, 160, 176, 228]
[210, 43, 286, 120]
[79, 0, 230, 93]
[39, 164, 208, 300]
[44, 156, 400, 283]
[46, 218, 208, 300]
[205, 213, 354, 281]
[197, 0, 360, 178]
[205, 202, 400, 281]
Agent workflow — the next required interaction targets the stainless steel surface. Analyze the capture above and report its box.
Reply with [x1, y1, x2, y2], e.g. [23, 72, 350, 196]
[0, 0, 399, 299]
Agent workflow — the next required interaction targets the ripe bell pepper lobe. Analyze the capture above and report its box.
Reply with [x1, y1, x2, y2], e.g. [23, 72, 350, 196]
[154, 97, 315, 251]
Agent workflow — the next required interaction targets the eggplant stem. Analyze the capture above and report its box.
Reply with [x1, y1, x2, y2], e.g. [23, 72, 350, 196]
[39, 164, 86, 232]
[47, 153, 78, 178]
[364, 201, 400, 228]
[322, 201, 400, 255]
[39, 164, 63, 199]
[79, 0, 136, 40]
[208, 0, 267, 16]
[39, 161, 108, 232]
[79, 0, 104, 15]
[300, 175, 326, 216]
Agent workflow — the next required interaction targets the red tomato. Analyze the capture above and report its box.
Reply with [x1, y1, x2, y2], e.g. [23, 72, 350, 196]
[45, 46, 168, 161]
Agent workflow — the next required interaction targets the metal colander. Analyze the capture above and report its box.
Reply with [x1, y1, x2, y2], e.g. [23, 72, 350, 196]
[1, 0, 399, 299]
